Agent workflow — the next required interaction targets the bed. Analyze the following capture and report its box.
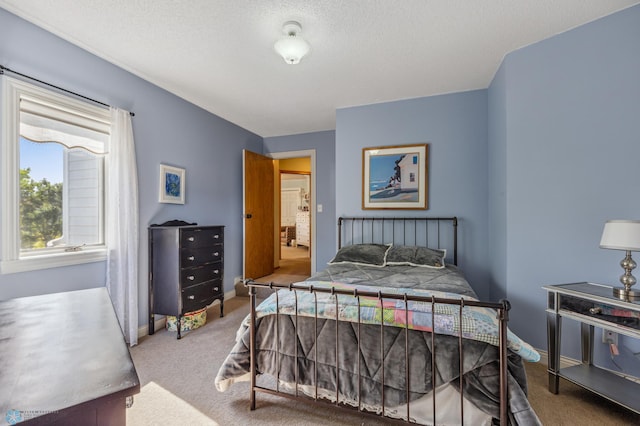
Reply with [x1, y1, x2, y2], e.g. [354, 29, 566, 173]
[216, 217, 541, 425]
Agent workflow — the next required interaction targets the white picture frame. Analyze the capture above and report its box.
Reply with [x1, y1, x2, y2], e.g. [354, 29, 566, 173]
[362, 144, 428, 210]
[159, 164, 185, 204]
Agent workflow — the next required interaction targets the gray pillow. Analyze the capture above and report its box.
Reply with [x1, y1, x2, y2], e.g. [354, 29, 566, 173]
[385, 245, 446, 269]
[328, 244, 391, 267]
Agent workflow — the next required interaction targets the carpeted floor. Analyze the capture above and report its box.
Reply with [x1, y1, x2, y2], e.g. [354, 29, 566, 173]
[524, 359, 640, 425]
[269, 244, 311, 278]
[128, 297, 388, 426]
[128, 296, 640, 425]
[236, 245, 311, 298]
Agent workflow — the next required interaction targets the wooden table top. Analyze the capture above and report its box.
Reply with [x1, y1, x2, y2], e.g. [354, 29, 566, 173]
[0, 287, 140, 424]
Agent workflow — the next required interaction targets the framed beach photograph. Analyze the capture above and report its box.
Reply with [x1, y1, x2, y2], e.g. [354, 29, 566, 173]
[362, 144, 428, 210]
[159, 164, 185, 204]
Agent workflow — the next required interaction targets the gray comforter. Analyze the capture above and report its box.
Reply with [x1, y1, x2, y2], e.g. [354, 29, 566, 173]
[216, 265, 541, 425]
[311, 263, 477, 297]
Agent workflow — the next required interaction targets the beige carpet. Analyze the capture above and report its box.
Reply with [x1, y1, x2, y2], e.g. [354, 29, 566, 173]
[525, 360, 640, 425]
[281, 244, 311, 260]
[128, 298, 390, 426]
[236, 245, 311, 298]
[266, 245, 311, 280]
[128, 296, 640, 425]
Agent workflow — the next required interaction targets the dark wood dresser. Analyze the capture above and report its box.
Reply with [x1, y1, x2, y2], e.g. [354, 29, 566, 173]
[148, 224, 225, 339]
[0, 288, 140, 425]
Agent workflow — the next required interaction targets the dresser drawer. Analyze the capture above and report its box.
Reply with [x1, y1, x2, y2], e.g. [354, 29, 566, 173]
[181, 264, 222, 287]
[181, 246, 223, 267]
[182, 280, 223, 313]
[182, 228, 224, 249]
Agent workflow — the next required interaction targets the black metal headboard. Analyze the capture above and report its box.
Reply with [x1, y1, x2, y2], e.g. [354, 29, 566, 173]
[338, 216, 458, 265]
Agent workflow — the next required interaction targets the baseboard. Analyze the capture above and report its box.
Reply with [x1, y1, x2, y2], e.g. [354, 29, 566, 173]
[137, 316, 167, 339]
[534, 348, 580, 369]
[138, 290, 237, 338]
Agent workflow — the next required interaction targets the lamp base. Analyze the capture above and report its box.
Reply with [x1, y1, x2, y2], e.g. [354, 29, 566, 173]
[612, 287, 640, 301]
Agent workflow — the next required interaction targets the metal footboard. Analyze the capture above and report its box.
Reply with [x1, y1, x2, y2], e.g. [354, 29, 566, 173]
[246, 280, 510, 425]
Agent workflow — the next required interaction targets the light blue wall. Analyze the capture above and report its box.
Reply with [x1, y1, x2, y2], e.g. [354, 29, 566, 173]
[263, 130, 336, 269]
[335, 91, 490, 300]
[489, 4, 640, 369]
[487, 62, 508, 302]
[0, 9, 263, 328]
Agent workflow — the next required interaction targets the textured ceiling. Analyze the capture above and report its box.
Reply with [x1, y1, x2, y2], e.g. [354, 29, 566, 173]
[1, 1, 638, 137]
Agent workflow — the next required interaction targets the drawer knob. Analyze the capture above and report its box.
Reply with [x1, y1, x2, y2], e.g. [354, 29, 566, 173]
[187, 295, 195, 300]
[214, 287, 219, 292]
[214, 269, 219, 274]
[188, 236, 195, 242]
[214, 234, 220, 239]
[187, 275, 195, 281]
[213, 252, 219, 256]
[589, 307, 602, 315]
[187, 256, 195, 261]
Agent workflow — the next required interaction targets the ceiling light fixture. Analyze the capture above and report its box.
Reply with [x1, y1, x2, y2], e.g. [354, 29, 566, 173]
[274, 21, 310, 65]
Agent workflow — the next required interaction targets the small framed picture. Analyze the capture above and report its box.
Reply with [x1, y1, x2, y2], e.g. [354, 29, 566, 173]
[159, 164, 185, 204]
[362, 144, 428, 210]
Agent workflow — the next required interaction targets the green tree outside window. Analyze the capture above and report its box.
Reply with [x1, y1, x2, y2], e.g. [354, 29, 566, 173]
[20, 168, 63, 249]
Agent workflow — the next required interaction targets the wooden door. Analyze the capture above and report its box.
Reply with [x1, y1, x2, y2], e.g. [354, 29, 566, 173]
[243, 150, 274, 279]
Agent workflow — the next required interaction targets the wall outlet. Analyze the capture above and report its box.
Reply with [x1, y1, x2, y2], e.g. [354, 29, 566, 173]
[602, 329, 618, 345]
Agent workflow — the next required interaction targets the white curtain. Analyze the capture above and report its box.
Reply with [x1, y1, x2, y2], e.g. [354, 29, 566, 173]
[106, 107, 139, 346]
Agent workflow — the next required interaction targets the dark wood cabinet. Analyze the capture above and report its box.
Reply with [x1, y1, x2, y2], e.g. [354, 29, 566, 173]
[148, 224, 225, 339]
[0, 288, 140, 425]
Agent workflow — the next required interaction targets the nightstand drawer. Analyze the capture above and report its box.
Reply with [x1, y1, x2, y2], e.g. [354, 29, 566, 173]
[181, 264, 222, 287]
[559, 293, 640, 331]
[181, 246, 223, 267]
[182, 228, 224, 249]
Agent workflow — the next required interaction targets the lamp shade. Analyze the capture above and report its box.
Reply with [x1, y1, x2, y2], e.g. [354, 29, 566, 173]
[600, 220, 640, 251]
[274, 21, 310, 64]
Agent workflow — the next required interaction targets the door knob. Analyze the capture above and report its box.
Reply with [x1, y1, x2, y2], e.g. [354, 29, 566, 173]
[245, 214, 252, 219]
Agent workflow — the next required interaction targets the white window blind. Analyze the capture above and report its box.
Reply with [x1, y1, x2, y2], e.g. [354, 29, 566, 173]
[20, 95, 109, 154]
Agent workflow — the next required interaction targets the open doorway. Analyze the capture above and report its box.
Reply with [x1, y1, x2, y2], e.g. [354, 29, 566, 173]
[245, 149, 316, 284]
[280, 172, 310, 253]
[279, 170, 311, 277]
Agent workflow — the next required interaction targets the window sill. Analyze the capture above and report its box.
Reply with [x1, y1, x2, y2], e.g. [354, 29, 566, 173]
[0, 248, 107, 274]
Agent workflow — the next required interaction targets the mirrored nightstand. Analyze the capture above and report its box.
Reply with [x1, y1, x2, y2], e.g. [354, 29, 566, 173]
[544, 282, 640, 414]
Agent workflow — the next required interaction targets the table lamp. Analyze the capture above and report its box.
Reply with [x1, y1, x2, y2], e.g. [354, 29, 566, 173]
[600, 220, 640, 300]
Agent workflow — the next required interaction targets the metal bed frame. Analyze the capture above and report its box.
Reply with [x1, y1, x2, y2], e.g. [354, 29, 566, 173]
[337, 216, 458, 264]
[245, 217, 510, 425]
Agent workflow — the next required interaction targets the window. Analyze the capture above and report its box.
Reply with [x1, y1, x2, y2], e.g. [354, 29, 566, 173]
[2, 77, 110, 273]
